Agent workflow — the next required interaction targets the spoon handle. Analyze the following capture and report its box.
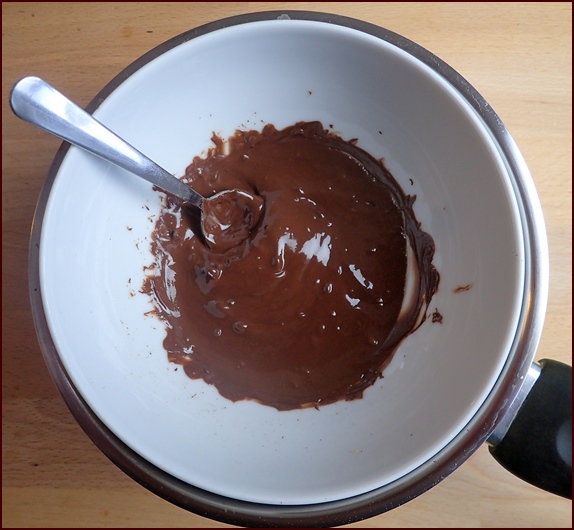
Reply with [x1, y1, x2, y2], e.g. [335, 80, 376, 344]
[10, 76, 203, 209]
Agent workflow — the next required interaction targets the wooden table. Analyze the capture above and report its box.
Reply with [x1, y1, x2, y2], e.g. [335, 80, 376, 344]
[3, 3, 571, 528]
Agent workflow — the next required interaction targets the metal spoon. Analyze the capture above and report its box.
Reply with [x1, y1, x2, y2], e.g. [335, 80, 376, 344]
[9, 76, 263, 251]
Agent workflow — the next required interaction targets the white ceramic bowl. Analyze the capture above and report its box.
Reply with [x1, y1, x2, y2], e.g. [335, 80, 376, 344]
[29, 11, 549, 527]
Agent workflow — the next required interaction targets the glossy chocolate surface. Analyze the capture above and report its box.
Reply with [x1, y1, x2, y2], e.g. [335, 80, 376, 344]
[144, 122, 438, 410]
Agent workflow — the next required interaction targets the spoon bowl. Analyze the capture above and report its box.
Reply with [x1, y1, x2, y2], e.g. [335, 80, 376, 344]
[201, 188, 264, 252]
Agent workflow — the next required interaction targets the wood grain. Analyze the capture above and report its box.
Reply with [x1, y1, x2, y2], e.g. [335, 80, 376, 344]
[3, 2, 571, 528]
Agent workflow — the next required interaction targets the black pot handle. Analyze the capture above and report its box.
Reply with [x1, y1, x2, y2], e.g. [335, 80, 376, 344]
[489, 359, 572, 499]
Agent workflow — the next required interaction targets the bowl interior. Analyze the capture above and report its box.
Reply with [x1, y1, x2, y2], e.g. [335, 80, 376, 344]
[38, 19, 524, 504]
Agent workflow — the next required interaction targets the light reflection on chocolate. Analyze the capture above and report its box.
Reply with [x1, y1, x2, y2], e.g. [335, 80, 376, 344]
[142, 121, 439, 410]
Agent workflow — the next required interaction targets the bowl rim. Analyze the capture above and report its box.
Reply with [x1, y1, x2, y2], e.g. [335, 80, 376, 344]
[28, 10, 549, 527]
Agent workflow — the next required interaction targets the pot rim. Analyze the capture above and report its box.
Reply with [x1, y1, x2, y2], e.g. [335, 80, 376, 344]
[28, 10, 549, 528]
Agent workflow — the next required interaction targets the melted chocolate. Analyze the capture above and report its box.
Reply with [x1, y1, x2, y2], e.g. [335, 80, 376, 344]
[143, 121, 439, 410]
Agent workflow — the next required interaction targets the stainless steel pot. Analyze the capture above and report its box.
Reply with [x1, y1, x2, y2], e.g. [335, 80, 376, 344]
[26, 11, 571, 527]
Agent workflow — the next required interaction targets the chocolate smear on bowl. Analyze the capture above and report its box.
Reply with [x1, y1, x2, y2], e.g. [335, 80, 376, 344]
[142, 121, 439, 410]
